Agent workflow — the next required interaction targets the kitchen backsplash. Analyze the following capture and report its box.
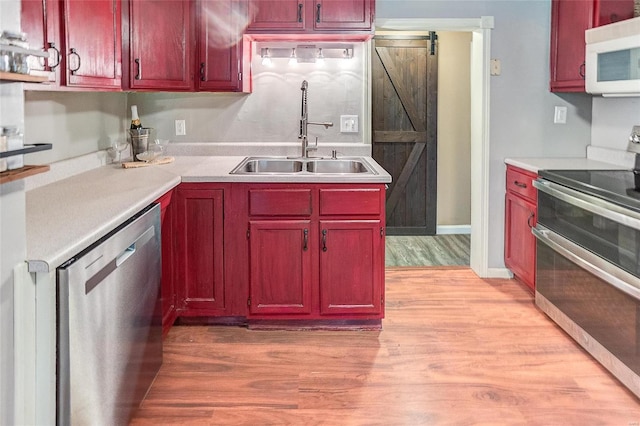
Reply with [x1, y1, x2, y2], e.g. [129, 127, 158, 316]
[591, 96, 640, 151]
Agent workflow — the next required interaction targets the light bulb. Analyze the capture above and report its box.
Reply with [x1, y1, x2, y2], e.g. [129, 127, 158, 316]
[316, 48, 325, 67]
[288, 48, 297, 67]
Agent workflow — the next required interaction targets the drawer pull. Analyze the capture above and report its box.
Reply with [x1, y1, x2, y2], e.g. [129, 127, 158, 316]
[514, 181, 527, 189]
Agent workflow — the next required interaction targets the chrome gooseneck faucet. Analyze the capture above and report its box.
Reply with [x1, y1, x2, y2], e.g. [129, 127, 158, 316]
[299, 80, 333, 158]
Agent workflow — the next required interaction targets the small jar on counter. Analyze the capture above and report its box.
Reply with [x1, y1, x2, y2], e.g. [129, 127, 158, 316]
[1, 127, 24, 170]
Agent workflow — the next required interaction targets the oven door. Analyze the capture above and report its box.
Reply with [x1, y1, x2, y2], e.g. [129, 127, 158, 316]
[533, 178, 640, 398]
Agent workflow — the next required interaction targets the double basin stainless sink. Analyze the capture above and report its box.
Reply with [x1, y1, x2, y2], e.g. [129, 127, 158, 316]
[230, 156, 378, 175]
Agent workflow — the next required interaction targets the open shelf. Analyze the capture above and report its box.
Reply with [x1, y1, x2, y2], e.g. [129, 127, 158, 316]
[0, 164, 50, 184]
[0, 71, 49, 83]
[0, 143, 52, 158]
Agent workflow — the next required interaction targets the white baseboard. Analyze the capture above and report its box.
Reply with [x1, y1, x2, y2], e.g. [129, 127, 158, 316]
[436, 225, 471, 235]
[485, 268, 514, 279]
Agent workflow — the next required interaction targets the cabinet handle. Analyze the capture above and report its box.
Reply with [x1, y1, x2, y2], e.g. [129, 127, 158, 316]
[303, 228, 308, 251]
[322, 229, 327, 252]
[527, 211, 535, 228]
[316, 3, 321, 23]
[134, 58, 142, 80]
[297, 3, 303, 23]
[200, 62, 206, 81]
[69, 48, 80, 74]
[579, 61, 585, 79]
[514, 181, 527, 189]
[47, 42, 60, 70]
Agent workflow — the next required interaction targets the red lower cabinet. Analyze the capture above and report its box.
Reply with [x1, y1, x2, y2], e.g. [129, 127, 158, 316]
[504, 165, 538, 291]
[176, 184, 227, 316]
[248, 220, 313, 315]
[319, 220, 383, 315]
[244, 184, 386, 322]
[165, 182, 386, 333]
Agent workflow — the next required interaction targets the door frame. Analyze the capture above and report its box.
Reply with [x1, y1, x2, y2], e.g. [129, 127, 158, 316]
[375, 17, 497, 278]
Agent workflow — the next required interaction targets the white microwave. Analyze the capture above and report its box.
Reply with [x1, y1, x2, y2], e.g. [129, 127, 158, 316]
[586, 16, 640, 97]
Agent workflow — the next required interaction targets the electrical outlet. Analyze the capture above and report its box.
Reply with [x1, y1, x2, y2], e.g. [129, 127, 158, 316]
[340, 115, 358, 133]
[175, 119, 186, 136]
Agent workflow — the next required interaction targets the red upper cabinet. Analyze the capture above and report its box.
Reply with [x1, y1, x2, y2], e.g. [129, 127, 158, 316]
[549, 0, 635, 92]
[196, 0, 248, 92]
[549, 0, 593, 92]
[594, 0, 635, 26]
[313, 0, 373, 31]
[246, 0, 307, 31]
[128, 0, 193, 91]
[245, 0, 374, 34]
[21, 0, 121, 89]
[63, 0, 122, 88]
[21, 0, 62, 84]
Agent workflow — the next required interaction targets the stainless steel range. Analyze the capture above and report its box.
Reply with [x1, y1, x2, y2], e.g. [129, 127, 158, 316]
[533, 168, 640, 399]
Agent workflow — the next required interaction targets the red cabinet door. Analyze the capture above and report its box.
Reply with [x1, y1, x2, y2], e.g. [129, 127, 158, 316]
[129, 0, 193, 90]
[176, 187, 225, 312]
[197, 0, 244, 91]
[246, 0, 306, 31]
[504, 192, 536, 291]
[248, 220, 313, 315]
[550, 0, 593, 92]
[63, 0, 121, 88]
[313, 0, 373, 31]
[318, 220, 383, 315]
[21, 0, 62, 84]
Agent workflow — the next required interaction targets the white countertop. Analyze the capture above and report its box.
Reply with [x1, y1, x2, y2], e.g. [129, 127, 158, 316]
[504, 157, 629, 174]
[26, 155, 391, 272]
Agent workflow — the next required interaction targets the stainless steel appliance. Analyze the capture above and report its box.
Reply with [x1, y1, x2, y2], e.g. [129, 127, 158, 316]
[533, 170, 640, 399]
[57, 203, 163, 425]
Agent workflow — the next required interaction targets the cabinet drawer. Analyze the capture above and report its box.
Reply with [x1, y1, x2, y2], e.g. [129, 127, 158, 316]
[249, 189, 312, 216]
[319, 188, 381, 216]
[506, 166, 537, 202]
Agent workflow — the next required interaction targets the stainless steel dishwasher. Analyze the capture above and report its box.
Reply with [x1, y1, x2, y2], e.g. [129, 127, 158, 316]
[56, 203, 163, 425]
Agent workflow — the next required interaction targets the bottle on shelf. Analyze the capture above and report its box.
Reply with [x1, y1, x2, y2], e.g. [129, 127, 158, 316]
[130, 105, 142, 129]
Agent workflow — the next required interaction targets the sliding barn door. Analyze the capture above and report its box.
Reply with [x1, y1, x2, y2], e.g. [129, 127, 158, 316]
[372, 35, 438, 235]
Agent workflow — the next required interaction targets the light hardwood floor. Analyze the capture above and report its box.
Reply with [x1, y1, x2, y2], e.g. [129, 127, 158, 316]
[386, 235, 470, 267]
[132, 268, 640, 425]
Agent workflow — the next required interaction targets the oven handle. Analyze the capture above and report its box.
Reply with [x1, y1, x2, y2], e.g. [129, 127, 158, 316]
[533, 178, 640, 232]
[533, 225, 640, 301]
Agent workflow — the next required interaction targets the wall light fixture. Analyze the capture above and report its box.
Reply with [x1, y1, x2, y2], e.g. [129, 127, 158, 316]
[259, 44, 354, 65]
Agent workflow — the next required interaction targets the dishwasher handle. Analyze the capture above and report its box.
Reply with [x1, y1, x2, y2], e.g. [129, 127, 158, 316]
[84, 225, 156, 294]
[116, 243, 136, 267]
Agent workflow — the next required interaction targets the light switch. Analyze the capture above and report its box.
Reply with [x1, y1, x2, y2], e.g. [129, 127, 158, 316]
[340, 115, 358, 133]
[554, 106, 567, 124]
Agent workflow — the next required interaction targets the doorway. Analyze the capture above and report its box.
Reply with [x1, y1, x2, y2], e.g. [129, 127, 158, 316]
[374, 17, 494, 277]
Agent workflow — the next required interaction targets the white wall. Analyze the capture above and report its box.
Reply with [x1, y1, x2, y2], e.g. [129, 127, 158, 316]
[377, 0, 594, 268]
[129, 42, 367, 146]
[24, 91, 128, 164]
[437, 31, 472, 227]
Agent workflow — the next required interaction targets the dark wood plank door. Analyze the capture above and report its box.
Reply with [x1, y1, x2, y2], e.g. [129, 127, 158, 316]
[372, 36, 438, 235]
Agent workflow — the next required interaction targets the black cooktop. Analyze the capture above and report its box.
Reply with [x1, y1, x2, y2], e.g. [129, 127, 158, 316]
[539, 169, 640, 213]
